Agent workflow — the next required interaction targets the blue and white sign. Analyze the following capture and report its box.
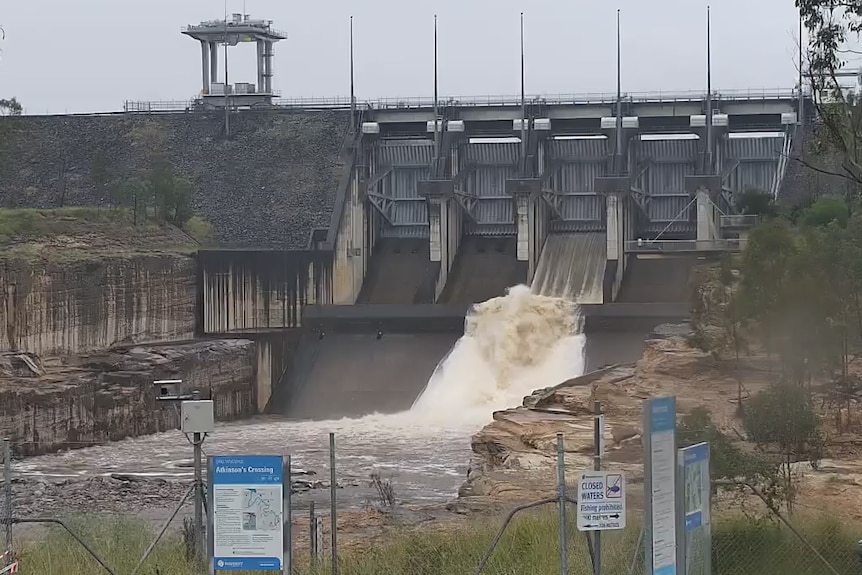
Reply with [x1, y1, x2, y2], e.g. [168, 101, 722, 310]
[212, 455, 284, 571]
[644, 396, 677, 575]
[576, 470, 627, 531]
[677, 442, 711, 575]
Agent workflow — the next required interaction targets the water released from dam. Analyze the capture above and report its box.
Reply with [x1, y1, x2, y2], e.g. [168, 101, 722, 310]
[15, 245, 608, 506]
[15, 285, 588, 506]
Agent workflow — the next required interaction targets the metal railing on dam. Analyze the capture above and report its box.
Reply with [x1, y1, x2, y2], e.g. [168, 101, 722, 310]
[122, 87, 803, 114]
[624, 238, 748, 253]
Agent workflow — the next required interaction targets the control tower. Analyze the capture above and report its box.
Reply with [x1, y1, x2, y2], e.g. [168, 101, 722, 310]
[182, 13, 287, 107]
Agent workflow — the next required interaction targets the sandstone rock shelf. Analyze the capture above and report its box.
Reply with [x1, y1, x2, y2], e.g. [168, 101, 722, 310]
[458, 331, 774, 507]
[0, 339, 258, 456]
[1, 254, 197, 357]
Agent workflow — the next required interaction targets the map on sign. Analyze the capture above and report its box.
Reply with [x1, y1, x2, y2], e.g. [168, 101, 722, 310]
[576, 470, 627, 531]
[242, 488, 282, 531]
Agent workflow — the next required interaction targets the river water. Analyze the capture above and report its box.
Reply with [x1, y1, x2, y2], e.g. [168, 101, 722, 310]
[14, 286, 589, 508]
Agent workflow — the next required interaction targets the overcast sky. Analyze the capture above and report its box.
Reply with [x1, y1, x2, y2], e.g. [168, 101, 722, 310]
[1, 0, 809, 114]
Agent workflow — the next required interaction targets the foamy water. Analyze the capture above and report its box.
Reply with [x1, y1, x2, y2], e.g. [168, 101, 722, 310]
[15, 285, 588, 506]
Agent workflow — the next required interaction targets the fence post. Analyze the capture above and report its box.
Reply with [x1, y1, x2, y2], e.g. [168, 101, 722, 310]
[309, 501, 317, 565]
[192, 390, 204, 564]
[855, 540, 862, 574]
[3, 438, 10, 567]
[593, 401, 602, 575]
[556, 432, 568, 575]
[329, 432, 338, 575]
[285, 455, 292, 575]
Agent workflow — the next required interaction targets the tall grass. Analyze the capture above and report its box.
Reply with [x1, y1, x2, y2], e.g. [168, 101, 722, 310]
[0, 207, 139, 243]
[15, 511, 862, 575]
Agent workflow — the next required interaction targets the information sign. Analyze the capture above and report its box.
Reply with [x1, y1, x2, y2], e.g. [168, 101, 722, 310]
[212, 455, 284, 571]
[576, 470, 627, 531]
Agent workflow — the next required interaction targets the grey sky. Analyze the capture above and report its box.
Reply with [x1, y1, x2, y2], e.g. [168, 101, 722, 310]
[2, 0, 805, 115]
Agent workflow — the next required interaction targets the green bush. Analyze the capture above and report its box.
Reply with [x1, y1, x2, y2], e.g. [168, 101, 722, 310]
[182, 215, 215, 245]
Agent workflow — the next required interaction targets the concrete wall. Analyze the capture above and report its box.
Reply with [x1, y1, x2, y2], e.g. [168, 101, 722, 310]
[199, 250, 332, 333]
[331, 168, 369, 305]
[0, 255, 196, 357]
[0, 339, 257, 456]
[433, 197, 463, 301]
[0, 110, 350, 249]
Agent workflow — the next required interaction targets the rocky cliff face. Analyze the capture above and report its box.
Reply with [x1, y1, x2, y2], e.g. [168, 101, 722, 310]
[0, 110, 349, 249]
[0, 339, 258, 456]
[0, 255, 196, 357]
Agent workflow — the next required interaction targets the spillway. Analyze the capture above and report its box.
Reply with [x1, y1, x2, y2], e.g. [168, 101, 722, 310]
[438, 236, 527, 304]
[531, 233, 606, 303]
[357, 238, 437, 303]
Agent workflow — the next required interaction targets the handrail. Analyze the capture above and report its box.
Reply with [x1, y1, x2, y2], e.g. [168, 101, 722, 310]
[121, 87, 806, 115]
[625, 238, 749, 252]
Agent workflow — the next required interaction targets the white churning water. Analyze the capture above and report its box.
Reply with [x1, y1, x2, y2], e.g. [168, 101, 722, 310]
[409, 284, 586, 426]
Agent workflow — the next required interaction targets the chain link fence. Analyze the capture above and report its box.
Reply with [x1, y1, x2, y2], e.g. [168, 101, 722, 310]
[3, 430, 862, 574]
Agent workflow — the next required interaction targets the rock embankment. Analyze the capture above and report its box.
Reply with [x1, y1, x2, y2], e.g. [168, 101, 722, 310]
[457, 327, 770, 509]
[0, 111, 350, 249]
[0, 339, 259, 456]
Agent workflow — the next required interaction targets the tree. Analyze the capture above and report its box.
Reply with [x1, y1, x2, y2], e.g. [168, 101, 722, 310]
[735, 188, 778, 217]
[90, 149, 112, 204]
[0, 98, 21, 116]
[797, 1, 862, 189]
[127, 122, 196, 225]
[677, 407, 787, 512]
[743, 380, 824, 513]
[799, 196, 850, 228]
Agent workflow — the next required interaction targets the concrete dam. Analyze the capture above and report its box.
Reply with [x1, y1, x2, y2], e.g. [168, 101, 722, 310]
[0, 89, 806, 462]
[198, 91, 802, 424]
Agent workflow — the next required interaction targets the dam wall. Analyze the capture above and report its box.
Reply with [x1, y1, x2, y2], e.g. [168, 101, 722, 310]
[1, 255, 196, 357]
[0, 339, 259, 456]
[199, 250, 333, 333]
[0, 110, 350, 249]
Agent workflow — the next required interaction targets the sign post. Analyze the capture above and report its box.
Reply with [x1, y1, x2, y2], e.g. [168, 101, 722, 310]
[676, 442, 711, 575]
[577, 470, 627, 532]
[209, 455, 285, 572]
[643, 396, 678, 575]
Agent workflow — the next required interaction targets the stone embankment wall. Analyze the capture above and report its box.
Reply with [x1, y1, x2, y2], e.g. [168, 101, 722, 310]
[0, 339, 259, 456]
[0, 110, 350, 249]
[0, 255, 196, 357]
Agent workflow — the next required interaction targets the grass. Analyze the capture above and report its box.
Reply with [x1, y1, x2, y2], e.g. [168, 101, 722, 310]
[0, 207, 204, 261]
[13, 510, 862, 575]
[0, 207, 138, 243]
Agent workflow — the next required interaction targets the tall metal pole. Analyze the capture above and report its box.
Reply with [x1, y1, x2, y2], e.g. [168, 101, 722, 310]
[349, 16, 356, 134]
[224, 2, 230, 137]
[798, 11, 805, 131]
[192, 390, 204, 564]
[329, 432, 338, 575]
[556, 433, 568, 575]
[593, 402, 603, 575]
[433, 15, 440, 160]
[520, 12, 527, 173]
[615, 9, 623, 174]
[705, 5, 713, 173]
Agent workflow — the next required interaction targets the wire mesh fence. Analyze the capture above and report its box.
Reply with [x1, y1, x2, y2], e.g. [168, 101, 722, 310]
[3, 429, 862, 574]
